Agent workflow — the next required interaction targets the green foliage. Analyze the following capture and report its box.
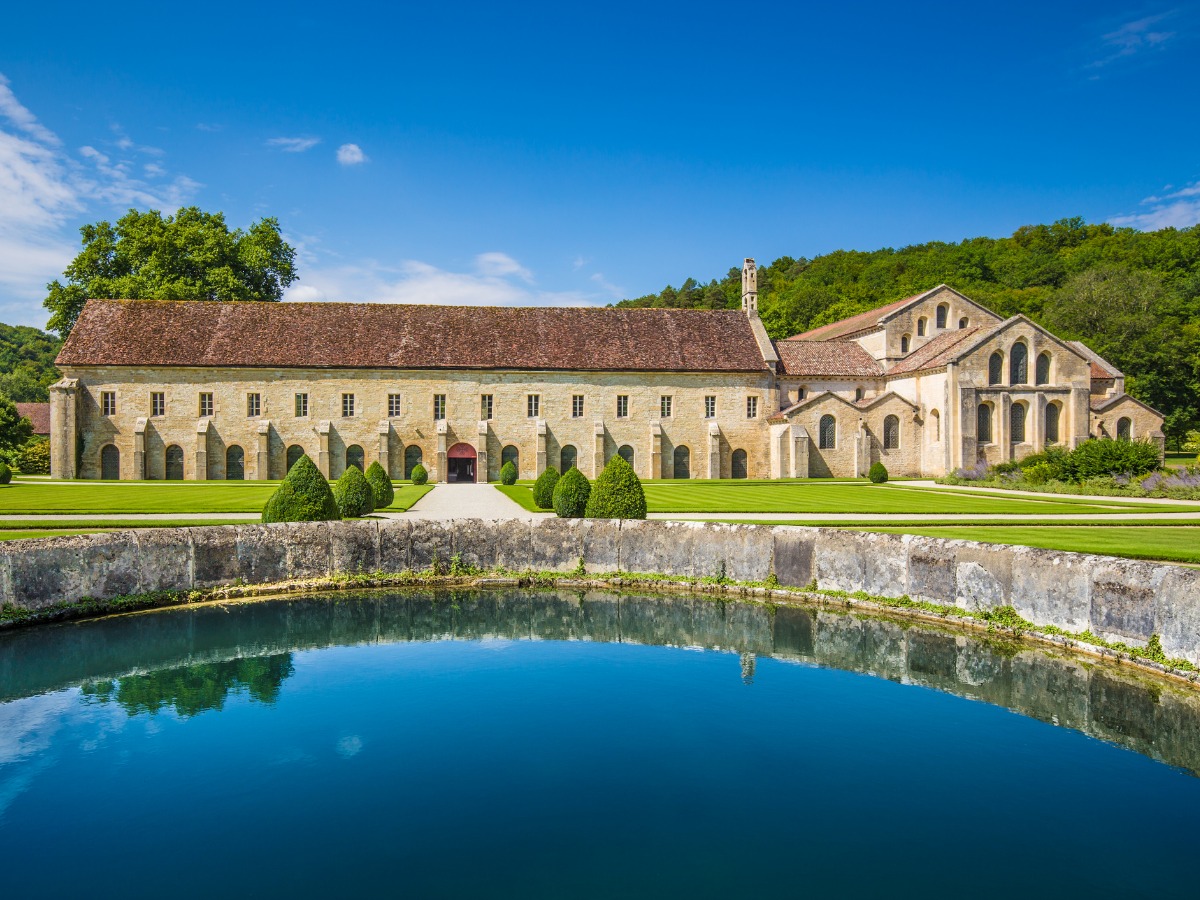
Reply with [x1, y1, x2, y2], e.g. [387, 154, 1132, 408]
[261, 454, 339, 523]
[0, 323, 61, 401]
[44, 207, 298, 336]
[499, 460, 518, 485]
[585, 454, 647, 519]
[332, 465, 375, 518]
[532, 466, 560, 509]
[13, 439, 50, 475]
[1022, 462, 1053, 486]
[0, 462, 10, 485]
[1067, 437, 1161, 479]
[868, 462, 888, 483]
[552, 466, 591, 518]
[0, 395, 33, 456]
[614, 219, 1200, 443]
[364, 461, 395, 509]
[1182, 430, 1200, 454]
[410, 463, 428, 485]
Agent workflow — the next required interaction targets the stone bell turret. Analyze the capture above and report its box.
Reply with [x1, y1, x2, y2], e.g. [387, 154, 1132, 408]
[741, 258, 758, 318]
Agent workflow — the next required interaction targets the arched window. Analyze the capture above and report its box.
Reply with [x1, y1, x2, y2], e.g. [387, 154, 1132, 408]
[618, 444, 635, 466]
[930, 409, 941, 442]
[977, 404, 993, 443]
[1045, 403, 1060, 444]
[560, 445, 577, 472]
[936, 304, 948, 329]
[854, 387, 864, 401]
[165, 445, 184, 480]
[959, 317, 969, 329]
[1010, 402, 1026, 443]
[346, 444, 364, 472]
[1035, 352, 1051, 385]
[988, 352, 1003, 385]
[883, 415, 900, 450]
[819, 415, 836, 449]
[286, 445, 305, 472]
[900, 335, 910, 354]
[501, 445, 519, 475]
[731, 449, 748, 479]
[101, 444, 120, 480]
[226, 445, 245, 480]
[1117, 417, 1132, 441]
[673, 445, 690, 479]
[404, 444, 423, 479]
[1010, 342, 1028, 385]
[917, 317, 927, 337]
[798, 386, 807, 400]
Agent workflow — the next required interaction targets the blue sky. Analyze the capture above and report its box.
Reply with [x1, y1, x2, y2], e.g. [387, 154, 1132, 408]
[0, 1, 1196, 328]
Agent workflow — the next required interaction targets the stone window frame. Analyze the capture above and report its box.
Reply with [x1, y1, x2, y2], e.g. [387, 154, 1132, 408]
[433, 394, 447, 421]
[1009, 341, 1029, 386]
[101, 391, 117, 416]
[883, 414, 900, 450]
[527, 394, 540, 418]
[900, 334, 910, 354]
[818, 414, 836, 450]
[198, 392, 214, 418]
[746, 396, 758, 419]
[1010, 401, 1027, 443]
[704, 395, 716, 419]
[1117, 416, 1132, 441]
[988, 352, 1003, 386]
[660, 395, 673, 419]
[341, 393, 356, 418]
[935, 303, 948, 330]
[1045, 402, 1061, 444]
[571, 395, 585, 418]
[959, 317, 970, 329]
[616, 395, 629, 419]
[916, 317, 927, 337]
[247, 393, 261, 418]
[150, 391, 165, 417]
[930, 408, 941, 442]
[295, 393, 309, 418]
[977, 402, 994, 444]
[1035, 351, 1052, 386]
[480, 394, 493, 421]
[388, 393, 403, 418]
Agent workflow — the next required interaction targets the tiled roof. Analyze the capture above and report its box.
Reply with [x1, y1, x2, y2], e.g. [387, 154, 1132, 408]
[774, 340, 883, 377]
[57, 300, 770, 373]
[1089, 361, 1116, 380]
[784, 294, 919, 341]
[887, 327, 985, 375]
[16, 402, 50, 435]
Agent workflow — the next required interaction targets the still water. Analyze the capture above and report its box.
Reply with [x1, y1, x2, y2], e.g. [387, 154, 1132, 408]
[2, 589, 1199, 898]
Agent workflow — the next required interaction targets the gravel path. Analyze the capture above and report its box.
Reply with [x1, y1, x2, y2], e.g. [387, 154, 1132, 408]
[383, 484, 547, 521]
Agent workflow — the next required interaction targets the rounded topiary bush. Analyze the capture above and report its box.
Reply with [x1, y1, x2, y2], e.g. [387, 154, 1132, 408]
[499, 460, 518, 485]
[365, 460, 395, 509]
[585, 454, 646, 519]
[868, 462, 888, 484]
[410, 463, 428, 486]
[532, 466, 560, 509]
[0, 461, 11, 485]
[333, 465, 376, 518]
[552, 466, 591, 518]
[262, 454, 339, 523]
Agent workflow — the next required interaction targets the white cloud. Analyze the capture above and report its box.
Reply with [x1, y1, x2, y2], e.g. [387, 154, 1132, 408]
[1088, 12, 1178, 69]
[336, 143, 367, 166]
[0, 73, 60, 146]
[475, 251, 533, 281]
[1109, 180, 1200, 230]
[589, 271, 625, 299]
[267, 136, 320, 153]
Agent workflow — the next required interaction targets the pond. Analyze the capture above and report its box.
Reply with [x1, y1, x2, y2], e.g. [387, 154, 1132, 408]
[2, 588, 1199, 897]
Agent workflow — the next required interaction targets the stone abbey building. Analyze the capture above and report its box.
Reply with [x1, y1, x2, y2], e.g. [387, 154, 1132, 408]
[50, 259, 1163, 482]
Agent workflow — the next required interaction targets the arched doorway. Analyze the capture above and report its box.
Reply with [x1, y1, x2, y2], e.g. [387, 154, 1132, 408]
[286, 445, 305, 472]
[346, 444, 365, 472]
[673, 445, 690, 479]
[100, 444, 120, 480]
[226, 445, 245, 480]
[404, 445, 423, 479]
[560, 445, 577, 472]
[617, 445, 634, 467]
[165, 445, 184, 480]
[731, 449, 748, 479]
[501, 445, 519, 476]
[447, 442, 477, 483]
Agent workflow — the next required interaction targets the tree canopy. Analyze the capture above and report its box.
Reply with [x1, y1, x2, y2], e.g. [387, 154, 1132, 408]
[0, 322, 61, 402]
[44, 207, 298, 336]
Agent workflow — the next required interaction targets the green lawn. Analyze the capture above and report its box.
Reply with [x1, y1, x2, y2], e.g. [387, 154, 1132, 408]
[1165, 452, 1196, 468]
[496, 484, 547, 512]
[497, 480, 1200, 516]
[0, 479, 432, 514]
[0, 528, 115, 541]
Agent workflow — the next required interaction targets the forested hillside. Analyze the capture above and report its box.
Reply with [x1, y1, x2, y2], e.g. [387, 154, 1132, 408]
[0, 323, 61, 402]
[616, 219, 1200, 443]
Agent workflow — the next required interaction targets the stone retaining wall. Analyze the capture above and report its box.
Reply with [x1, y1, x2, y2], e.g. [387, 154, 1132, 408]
[2, 519, 1198, 664]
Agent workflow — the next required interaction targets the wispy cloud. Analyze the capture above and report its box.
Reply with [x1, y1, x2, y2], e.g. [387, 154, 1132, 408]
[267, 136, 320, 153]
[336, 143, 367, 166]
[475, 251, 533, 282]
[0, 73, 60, 146]
[1087, 11, 1178, 69]
[1109, 181, 1200, 230]
[589, 271, 625, 299]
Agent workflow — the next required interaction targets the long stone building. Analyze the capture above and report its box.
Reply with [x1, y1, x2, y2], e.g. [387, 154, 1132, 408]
[50, 259, 1163, 482]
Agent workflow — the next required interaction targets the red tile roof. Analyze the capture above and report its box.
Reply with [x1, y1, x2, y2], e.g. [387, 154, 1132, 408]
[1089, 361, 1116, 380]
[16, 402, 50, 435]
[57, 300, 770, 373]
[887, 327, 985, 375]
[783, 293, 920, 341]
[774, 340, 883, 377]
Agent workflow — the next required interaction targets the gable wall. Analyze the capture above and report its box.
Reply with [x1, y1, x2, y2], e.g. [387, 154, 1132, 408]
[875, 288, 1003, 363]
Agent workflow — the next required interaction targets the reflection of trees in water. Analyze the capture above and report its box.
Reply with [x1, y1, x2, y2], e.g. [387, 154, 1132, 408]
[81, 654, 293, 718]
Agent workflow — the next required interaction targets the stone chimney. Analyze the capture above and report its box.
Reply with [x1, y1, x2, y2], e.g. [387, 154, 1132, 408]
[741, 258, 758, 318]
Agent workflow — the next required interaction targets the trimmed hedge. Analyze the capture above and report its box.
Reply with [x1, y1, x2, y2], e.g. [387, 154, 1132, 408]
[499, 460, 518, 485]
[552, 466, 591, 518]
[365, 461, 395, 509]
[410, 463, 428, 486]
[333, 465, 376, 518]
[262, 454, 339, 523]
[868, 462, 888, 484]
[532, 466, 560, 509]
[585, 454, 646, 519]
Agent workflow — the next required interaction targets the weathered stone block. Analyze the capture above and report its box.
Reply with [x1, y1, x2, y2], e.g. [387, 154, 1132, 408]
[132, 527, 193, 593]
[1155, 566, 1200, 665]
[452, 519, 501, 571]
[954, 543, 1013, 610]
[1089, 560, 1164, 645]
[1009, 547, 1091, 632]
[856, 531, 907, 597]
[329, 520, 381, 575]
[813, 531, 866, 593]
[284, 522, 334, 579]
[771, 527, 815, 589]
[705, 524, 773, 583]
[378, 520, 411, 572]
[190, 526, 242, 588]
[6, 532, 141, 609]
[491, 519, 531, 572]
[530, 517, 581, 573]
[409, 520, 454, 572]
[619, 520, 695, 579]
[578, 519, 620, 573]
[233, 525, 289, 584]
[906, 537, 957, 603]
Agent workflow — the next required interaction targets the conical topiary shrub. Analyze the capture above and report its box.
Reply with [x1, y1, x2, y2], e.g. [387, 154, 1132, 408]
[585, 454, 646, 519]
[410, 463, 428, 485]
[262, 454, 340, 522]
[499, 460, 518, 485]
[365, 460, 395, 509]
[333, 464, 376, 518]
[868, 462, 888, 483]
[552, 466, 591, 518]
[532, 465, 560, 509]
